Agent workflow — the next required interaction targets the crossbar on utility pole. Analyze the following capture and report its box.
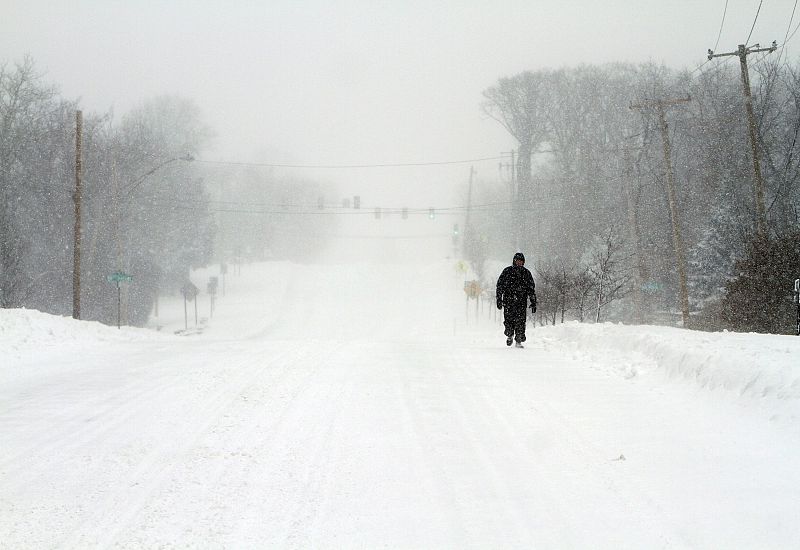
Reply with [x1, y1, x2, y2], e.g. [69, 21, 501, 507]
[631, 96, 692, 328]
[72, 110, 83, 320]
[707, 41, 777, 238]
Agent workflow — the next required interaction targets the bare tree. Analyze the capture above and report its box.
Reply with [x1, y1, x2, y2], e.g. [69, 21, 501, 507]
[482, 72, 550, 246]
[587, 225, 633, 322]
[570, 266, 596, 323]
[0, 57, 61, 308]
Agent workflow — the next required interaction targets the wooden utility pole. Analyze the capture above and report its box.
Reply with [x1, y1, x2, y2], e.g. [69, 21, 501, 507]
[463, 166, 475, 258]
[510, 150, 519, 250]
[631, 96, 692, 328]
[619, 144, 646, 324]
[707, 41, 777, 237]
[72, 110, 82, 320]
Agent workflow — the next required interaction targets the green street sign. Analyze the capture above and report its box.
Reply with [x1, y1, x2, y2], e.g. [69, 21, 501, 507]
[641, 280, 662, 293]
[107, 272, 133, 283]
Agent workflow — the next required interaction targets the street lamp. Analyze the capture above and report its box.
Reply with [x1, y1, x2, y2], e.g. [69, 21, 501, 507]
[104, 153, 194, 327]
[122, 153, 195, 198]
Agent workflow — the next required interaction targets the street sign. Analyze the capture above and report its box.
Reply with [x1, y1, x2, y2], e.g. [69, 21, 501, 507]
[181, 282, 199, 301]
[795, 278, 800, 335]
[107, 272, 132, 283]
[641, 280, 662, 293]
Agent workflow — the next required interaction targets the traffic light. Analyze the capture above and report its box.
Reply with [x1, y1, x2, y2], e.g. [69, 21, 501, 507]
[374, 207, 381, 219]
[353, 195, 361, 209]
[428, 208, 435, 219]
[453, 224, 459, 236]
[402, 207, 408, 219]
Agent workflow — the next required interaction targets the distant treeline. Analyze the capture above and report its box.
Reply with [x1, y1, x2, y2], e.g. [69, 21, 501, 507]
[0, 56, 332, 326]
[467, 60, 800, 333]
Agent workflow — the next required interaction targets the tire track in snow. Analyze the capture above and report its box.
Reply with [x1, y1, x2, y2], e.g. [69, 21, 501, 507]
[69, 343, 315, 549]
[2, 343, 311, 548]
[451, 343, 693, 548]
[0, 347, 196, 492]
[393, 343, 563, 547]
[99, 342, 346, 548]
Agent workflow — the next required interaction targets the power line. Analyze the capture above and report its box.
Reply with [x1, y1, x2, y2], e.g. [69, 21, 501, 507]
[745, 0, 763, 47]
[689, 55, 735, 81]
[714, 0, 729, 52]
[198, 196, 512, 212]
[785, 1, 798, 47]
[150, 204, 515, 217]
[146, 199, 519, 217]
[689, 3, 733, 80]
[784, 10, 800, 47]
[194, 155, 507, 169]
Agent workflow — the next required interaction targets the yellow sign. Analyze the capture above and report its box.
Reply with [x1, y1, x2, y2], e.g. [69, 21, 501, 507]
[464, 280, 481, 299]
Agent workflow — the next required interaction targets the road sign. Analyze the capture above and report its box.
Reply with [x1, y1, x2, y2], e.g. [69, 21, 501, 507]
[641, 280, 662, 293]
[107, 272, 132, 283]
[181, 282, 199, 301]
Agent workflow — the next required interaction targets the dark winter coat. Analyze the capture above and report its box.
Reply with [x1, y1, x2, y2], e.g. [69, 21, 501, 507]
[496, 265, 537, 311]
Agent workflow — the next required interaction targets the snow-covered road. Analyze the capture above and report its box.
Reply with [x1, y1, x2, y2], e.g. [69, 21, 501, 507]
[2, 260, 800, 548]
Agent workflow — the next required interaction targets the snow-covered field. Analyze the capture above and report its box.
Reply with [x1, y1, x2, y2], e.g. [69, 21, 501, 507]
[2, 258, 800, 549]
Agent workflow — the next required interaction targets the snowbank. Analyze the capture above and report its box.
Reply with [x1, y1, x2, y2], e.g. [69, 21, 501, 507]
[0, 308, 173, 361]
[4, 305, 799, 406]
[541, 322, 800, 401]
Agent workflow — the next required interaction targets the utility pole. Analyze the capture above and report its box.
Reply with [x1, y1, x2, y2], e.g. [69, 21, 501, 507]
[707, 41, 777, 238]
[463, 166, 475, 258]
[619, 143, 646, 324]
[72, 110, 83, 320]
[631, 96, 692, 328]
[510, 150, 519, 250]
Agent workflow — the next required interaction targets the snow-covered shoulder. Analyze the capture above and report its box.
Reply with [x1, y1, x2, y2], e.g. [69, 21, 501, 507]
[540, 322, 800, 401]
[1, 307, 174, 360]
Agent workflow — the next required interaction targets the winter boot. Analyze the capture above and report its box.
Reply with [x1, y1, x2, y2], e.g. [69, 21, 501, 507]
[506, 337, 513, 346]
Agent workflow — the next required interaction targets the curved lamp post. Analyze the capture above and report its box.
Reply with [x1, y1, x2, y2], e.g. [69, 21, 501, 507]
[109, 153, 194, 327]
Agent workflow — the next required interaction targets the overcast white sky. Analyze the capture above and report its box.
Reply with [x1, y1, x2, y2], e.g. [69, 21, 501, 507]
[2, 0, 797, 205]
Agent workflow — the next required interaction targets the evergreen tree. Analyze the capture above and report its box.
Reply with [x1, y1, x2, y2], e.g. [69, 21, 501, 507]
[721, 230, 800, 334]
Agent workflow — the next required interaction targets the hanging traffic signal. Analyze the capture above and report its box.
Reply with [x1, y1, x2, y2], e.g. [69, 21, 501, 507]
[428, 208, 435, 219]
[453, 224, 459, 236]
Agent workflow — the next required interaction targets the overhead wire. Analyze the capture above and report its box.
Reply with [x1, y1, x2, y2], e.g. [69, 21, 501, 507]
[747, 0, 798, 89]
[783, 5, 800, 50]
[714, 0, 729, 53]
[146, 198, 518, 217]
[784, 0, 798, 47]
[688, 0, 734, 80]
[193, 155, 507, 169]
[745, 0, 763, 47]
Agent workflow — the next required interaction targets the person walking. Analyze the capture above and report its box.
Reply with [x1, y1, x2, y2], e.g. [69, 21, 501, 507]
[496, 252, 537, 347]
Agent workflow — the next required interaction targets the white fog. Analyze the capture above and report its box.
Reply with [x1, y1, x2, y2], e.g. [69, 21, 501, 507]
[2, 1, 800, 548]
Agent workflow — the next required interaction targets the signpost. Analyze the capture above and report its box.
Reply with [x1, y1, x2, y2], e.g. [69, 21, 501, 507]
[207, 276, 218, 317]
[106, 272, 132, 328]
[794, 278, 799, 336]
[220, 262, 228, 296]
[181, 281, 199, 330]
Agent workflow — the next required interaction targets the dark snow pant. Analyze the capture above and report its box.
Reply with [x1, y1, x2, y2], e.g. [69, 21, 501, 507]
[503, 304, 528, 343]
